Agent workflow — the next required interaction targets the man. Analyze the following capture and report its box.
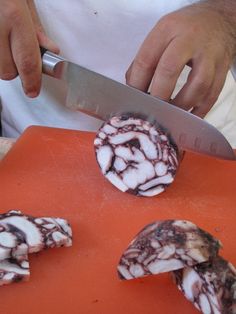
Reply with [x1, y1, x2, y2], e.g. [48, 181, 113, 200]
[0, 0, 235, 144]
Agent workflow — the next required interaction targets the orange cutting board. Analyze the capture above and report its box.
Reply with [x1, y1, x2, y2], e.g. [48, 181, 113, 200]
[0, 125, 235, 314]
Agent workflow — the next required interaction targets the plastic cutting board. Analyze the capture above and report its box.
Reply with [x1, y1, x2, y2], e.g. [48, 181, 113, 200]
[0, 125, 235, 314]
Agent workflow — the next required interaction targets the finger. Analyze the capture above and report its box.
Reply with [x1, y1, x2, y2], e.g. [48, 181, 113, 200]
[172, 58, 215, 112]
[10, 3, 41, 97]
[126, 22, 173, 91]
[27, 0, 60, 53]
[0, 32, 18, 80]
[149, 37, 193, 100]
[192, 64, 229, 118]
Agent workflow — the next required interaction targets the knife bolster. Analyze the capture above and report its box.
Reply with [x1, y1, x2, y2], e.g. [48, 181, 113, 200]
[42, 51, 67, 80]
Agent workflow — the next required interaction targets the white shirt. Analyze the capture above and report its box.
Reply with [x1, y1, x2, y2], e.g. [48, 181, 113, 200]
[0, 0, 236, 146]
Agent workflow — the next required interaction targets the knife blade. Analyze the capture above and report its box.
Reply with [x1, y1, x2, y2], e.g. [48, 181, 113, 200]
[42, 51, 235, 160]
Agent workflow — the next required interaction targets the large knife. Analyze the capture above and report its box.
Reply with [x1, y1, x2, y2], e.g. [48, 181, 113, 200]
[41, 50, 235, 160]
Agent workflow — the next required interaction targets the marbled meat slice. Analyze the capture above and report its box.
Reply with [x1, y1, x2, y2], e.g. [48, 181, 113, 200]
[94, 115, 179, 196]
[173, 256, 236, 314]
[118, 220, 221, 280]
[0, 210, 72, 260]
[0, 254, 30, 286]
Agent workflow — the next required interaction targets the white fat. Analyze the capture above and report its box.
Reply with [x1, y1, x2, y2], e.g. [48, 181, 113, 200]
[0, 232, 17, 248]
[102, 124, 117, 134]
[106, 172, 128, 192]
[173, 220, 197, 230]
[98, 132, 106, 139]
[54, 218, 72, 237]
[181, 267, 202, 301]
[117, 265, 133, 280]
[199, 293, 211, 314]
[155, 162, 168, 176]
[110, 132, 136, 145]
[110, 118, 142, 128]
[114, 157, 126, 172]
[110, 131, 158, 161]
[0, 247, 11, 260]
[139, 134, 158, 160]
[139, 186, 164, 196]
[52, 231, 68, 244]
[114, 146, 130, 160]
[143, 254, 159, 266]
[187, 248, 206, 263]
[122, 160, 155, 189]
[13, 243, 28, 257]
[0, 216, 41, 249]
[129, 264, 145, 278]
[157, 244, 176, 259]
[43, 224, 56, 229]
[3, 273, 16, 281]
[115, 146, 145, 163]
[0, 260, 30, 275]
[150, 240, 161, 249]
[94, 138, 102, 146]
[35, 218, 43, 224]
[207, 293, 221, 314]
[96, 145, 113, 174]
[160, 135, 168, 141]
[147, 258, 184, 274]
[21, 261, 29, 269]
[139, 173, 173, 191]
[162, 148, 169, 161]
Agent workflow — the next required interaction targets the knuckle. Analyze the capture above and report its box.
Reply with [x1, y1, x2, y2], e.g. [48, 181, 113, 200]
[157, 13, 178, 33]
[133, 57, 156, 72]
[19, 57, 39, 76]
[194, 76, 211, 94]
[0, 71, 17, 81]
[2, 3, 21, 23]
[158, 59, 178, 78]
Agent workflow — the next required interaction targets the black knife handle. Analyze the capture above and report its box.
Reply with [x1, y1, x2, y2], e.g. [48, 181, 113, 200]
[40, 46, 47, 57]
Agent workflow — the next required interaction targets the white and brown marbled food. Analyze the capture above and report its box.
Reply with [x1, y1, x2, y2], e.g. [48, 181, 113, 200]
[173, 256, 236, 314]
[0, 210, 72, 260]
[0, 254, 29, 286]
[117, 220, 221, 280]
[0, 210, 72, 286]
[94, 115, 179, 196]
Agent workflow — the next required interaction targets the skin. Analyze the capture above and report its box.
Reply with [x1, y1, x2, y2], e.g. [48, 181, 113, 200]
[126, 0, 236, 118]
[0, 0, 59, 97]
[0, 0, 235, 117]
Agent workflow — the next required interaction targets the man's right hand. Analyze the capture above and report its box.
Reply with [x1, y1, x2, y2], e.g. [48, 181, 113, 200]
[0, 0, 59, 97]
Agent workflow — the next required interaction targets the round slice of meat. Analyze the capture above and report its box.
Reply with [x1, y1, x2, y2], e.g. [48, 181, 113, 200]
[94, 115, 180, 196]
[173, 256, 236, 314]
[117, 220, 221, 280]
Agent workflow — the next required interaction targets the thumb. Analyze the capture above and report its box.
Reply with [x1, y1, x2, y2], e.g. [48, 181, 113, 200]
[27, 0, 60, 54]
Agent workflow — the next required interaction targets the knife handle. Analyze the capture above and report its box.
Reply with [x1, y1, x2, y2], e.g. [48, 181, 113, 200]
[40, 47, 65, 79]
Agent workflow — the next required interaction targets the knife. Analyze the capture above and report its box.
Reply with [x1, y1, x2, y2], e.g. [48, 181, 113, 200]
[41, 49, 235, 160]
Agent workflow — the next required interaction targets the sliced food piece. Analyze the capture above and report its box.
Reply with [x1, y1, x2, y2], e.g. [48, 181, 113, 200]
[0, 254, 30, 286]
[0, 210, 72, 260]
[118, 220, 221, 280]
[94, 115, 179, 196]
[173, 256, 236, 314]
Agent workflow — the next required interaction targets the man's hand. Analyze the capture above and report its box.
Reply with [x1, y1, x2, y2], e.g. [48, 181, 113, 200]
[126, 0, 236, 118]
[0, 0, 59, 97]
